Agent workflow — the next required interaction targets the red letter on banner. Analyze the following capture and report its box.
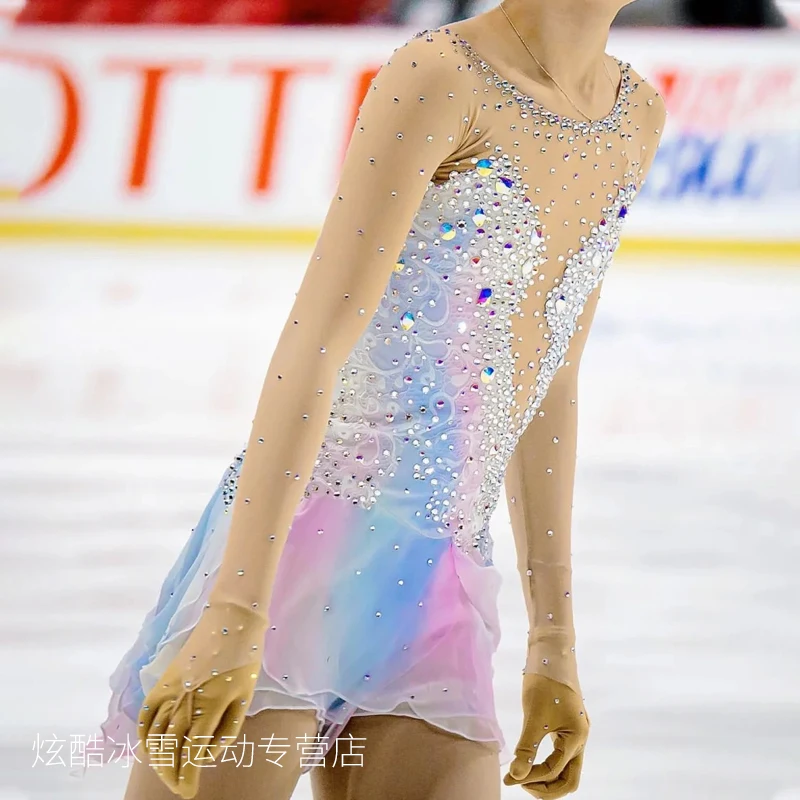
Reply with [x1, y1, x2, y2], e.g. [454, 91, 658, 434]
[104, 60, 203, 192]
[652, 69, 680, 110]
[0, 51, 80, 197]
[230, 62, 329, 195]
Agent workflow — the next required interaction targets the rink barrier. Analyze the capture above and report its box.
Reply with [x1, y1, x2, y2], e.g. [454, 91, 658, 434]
[2, 27, 800, 256]
[2, 219, 799, 262]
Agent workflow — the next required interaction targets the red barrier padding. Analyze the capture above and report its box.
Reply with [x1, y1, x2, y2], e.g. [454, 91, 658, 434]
[13, 0, 389, 25]
[15, 0, 86, 23]
[289, 0, 364, 25]
[74, 0, 142, 24]
[141, 0, 220, 24]
[212, 0, 290, 25]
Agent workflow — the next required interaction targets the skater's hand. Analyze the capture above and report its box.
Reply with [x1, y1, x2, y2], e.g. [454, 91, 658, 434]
[503, 673, 590, 799]
[137, 599, 269, 799]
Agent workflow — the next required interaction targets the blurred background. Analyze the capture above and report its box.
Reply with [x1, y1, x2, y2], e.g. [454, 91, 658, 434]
[1, 1, 799, 799]
[3, 0, 800, 25]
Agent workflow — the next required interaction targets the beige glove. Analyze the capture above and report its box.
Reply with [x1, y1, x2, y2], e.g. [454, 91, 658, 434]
[503, 673, 590, 799]
[137, 600, 269, 798]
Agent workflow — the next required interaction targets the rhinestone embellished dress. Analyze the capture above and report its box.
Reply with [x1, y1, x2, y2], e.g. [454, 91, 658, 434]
[101, 25, 665, 770]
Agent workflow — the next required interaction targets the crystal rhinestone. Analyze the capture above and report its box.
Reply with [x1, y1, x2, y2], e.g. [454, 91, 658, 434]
[286, 38, 642, 573]
[476, 287, 492, 304]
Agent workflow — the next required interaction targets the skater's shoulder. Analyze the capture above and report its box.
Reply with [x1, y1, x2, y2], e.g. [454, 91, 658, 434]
[381, 25, 478, 83]
[361, 27, 481, 117]
[624, 61, 668, 132]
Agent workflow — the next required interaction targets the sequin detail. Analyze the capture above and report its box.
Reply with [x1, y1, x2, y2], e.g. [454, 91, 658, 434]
[219, 26, 651, 565]
[299, 158, 634, 564]
[221, 452, 244, 508]
[452, 34, 633, 136]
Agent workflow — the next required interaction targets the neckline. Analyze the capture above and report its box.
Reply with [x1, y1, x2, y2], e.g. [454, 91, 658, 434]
[444, 26, 632, 134]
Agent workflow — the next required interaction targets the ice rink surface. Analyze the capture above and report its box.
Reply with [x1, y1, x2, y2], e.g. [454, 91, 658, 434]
[1, 242, 799, 800]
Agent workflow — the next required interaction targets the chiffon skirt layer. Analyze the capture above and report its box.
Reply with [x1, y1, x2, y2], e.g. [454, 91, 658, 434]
[100, 461, 510, 770]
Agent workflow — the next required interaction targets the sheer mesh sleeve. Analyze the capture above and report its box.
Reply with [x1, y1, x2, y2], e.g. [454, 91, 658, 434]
[503, 289, 600, 693]
[134, 40, 483, 794]
[502, 83, 667, 693]
[208, 34, 475, 622]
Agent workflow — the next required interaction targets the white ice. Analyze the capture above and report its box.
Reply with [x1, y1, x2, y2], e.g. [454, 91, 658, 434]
[0, 242, 798, 799]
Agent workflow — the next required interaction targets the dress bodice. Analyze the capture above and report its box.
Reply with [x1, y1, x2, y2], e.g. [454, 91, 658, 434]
[300, 28, 661, 564]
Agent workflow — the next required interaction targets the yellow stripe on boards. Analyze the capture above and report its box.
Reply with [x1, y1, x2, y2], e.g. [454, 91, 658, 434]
[0, 219, 319, 248]
[616, 237, 800, 263]
[1, 219, 799, 263]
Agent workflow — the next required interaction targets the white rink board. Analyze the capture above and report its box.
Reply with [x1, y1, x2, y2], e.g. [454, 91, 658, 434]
[1, 242, 799, 798]
[1, 26, 800, 241]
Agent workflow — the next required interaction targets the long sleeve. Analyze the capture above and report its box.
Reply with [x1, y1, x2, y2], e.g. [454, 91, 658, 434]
[503, 289, 602, 694]
[498, 286, 601, 796]
[502, 88, 667, 694]
[501, 89, 668, 797]
[209, 34, 473, 615]
[136, 34, 479, 797]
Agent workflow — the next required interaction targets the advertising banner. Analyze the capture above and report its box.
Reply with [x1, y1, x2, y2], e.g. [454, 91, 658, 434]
[1, 26, 799, 256]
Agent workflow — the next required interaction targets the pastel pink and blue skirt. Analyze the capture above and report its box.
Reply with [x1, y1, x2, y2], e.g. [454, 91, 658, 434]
[101, 464, 510, 770]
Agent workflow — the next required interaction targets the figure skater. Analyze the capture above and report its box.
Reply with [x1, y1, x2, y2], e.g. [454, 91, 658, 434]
[101, 1, 666, 797]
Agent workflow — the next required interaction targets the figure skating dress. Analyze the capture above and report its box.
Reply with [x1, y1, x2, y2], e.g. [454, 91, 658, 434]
[99, 25, 665, 770]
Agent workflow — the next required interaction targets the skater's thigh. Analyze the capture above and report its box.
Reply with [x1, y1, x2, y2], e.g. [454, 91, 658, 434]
[123, 707, 319, 800]
[310, 714, 501, 800]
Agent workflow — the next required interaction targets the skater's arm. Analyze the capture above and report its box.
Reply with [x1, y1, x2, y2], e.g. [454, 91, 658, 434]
[502, 83, 666, 689]
[503, 289, 601, 694]
[500, 75, 667, 798]
[499, 301, 600, 793]
[209, 33, 474, 615]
